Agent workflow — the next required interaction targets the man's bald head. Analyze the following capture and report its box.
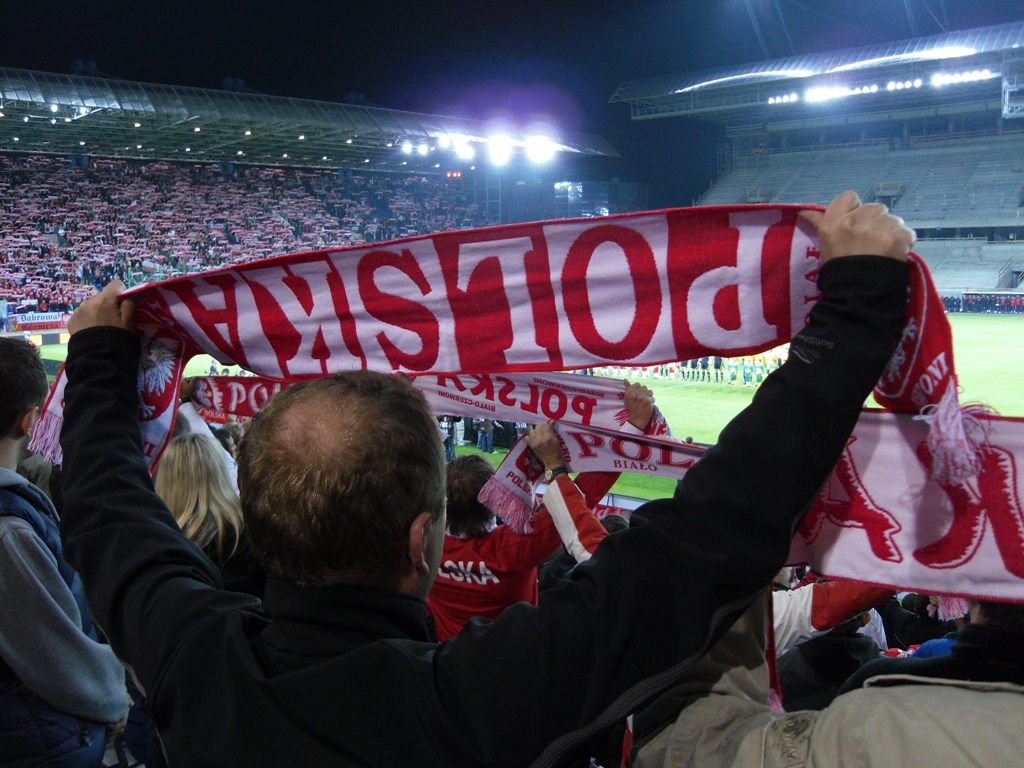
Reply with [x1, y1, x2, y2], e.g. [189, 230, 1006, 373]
[238, 371, 445, 589]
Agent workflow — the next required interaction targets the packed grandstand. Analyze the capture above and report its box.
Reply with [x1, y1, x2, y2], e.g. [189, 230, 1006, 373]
[5, 25, 1024, 322]
[0, 155, 495, 316]
[13, 22, 1021, 443]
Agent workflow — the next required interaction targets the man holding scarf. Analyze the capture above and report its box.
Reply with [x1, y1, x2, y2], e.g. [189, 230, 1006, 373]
[57, 191, 913, 767]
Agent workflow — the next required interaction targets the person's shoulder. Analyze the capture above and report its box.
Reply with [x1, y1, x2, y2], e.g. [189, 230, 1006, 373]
[913, 637, 955, 659]
[0, 483, 48, 523]
[839, 655, 906, 692]
[0, 515, 54, 567]
[0, 513, 36, 540]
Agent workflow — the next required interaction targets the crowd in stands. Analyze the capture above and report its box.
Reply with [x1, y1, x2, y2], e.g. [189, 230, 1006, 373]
[0, 153, 493, 314]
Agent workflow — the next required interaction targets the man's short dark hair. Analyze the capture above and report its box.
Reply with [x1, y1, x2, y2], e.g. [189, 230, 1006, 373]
[237, 370, 445, 589]
[445, 454, 495, 537]
[977, 600, 1024, 630]
[0, 338, 49, 437]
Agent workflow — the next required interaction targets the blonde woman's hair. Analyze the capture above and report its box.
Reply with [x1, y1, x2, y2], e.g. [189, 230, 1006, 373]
[155, 432, 244, 563]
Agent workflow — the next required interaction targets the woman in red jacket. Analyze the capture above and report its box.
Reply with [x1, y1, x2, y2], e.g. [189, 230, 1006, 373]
[427, 382, 655, 641]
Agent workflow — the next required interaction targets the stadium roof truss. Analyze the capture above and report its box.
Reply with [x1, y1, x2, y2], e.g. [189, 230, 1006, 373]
[0, 68, 618, 170]
[610, 21, 1024, 130]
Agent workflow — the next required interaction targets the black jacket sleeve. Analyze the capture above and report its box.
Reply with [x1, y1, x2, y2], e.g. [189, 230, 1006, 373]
[429, 256, 909, 766]
[59, 328, 266, 695]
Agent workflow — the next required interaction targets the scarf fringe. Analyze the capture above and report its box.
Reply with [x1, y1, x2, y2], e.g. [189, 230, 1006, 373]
[937, 595, 971, 622]
[914, 382, 988, 485]
[28, 409, 64, 466]
[478, 476, 535, 534]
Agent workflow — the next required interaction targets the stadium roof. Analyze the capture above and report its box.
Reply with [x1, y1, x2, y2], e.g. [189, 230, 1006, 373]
[610, 21, 1024, 126]
[0, 67, 618, 170]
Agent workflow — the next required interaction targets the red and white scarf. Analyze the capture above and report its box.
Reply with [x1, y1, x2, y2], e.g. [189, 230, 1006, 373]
[477, 404, 689, 532]
[30, 205, 1023, 599]
[36, 205, 827, 464]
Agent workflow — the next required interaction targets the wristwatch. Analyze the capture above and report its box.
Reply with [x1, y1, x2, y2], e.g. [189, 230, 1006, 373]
[544, 465, 569, 482]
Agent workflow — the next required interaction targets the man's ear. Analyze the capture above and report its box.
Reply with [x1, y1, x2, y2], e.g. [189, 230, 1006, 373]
[15, 406, 40, 440]
[406, 511, 434, 576]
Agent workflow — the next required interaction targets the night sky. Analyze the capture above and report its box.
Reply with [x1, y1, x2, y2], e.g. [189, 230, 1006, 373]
[4, 1, 1023, 206]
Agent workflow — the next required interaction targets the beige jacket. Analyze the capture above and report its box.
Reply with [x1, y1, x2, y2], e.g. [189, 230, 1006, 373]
[634, 595, 1024, 768]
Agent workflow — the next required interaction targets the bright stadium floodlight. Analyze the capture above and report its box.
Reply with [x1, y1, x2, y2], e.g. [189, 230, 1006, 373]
[932, 69, 997, 87]
[455, 141, 475, 161]
[417, 143, 429, 156]
[488, 136, 513, 166]
[437, 134, 451, 149]
[525, 135, 556, 163]
[401, 142, 413, 154]
[806, 81, 898, 101]
[50, 104, 58, 113]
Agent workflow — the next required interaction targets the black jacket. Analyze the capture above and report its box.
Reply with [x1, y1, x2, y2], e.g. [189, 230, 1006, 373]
[59, 256, 908, 767]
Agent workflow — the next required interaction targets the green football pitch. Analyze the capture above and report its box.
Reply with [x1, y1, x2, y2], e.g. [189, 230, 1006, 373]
[39, 313, 1022, 500]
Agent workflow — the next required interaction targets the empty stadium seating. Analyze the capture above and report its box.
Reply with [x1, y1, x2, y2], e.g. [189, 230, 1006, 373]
[698, 136, 1024, 293]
